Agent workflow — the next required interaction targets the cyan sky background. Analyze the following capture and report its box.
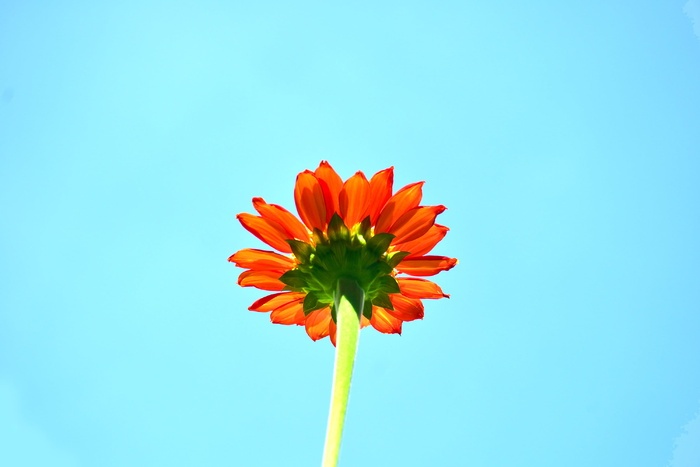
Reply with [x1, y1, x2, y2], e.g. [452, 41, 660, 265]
[2, 1, 699, 466]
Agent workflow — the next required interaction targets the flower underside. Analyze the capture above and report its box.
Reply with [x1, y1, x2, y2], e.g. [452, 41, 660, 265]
[230, 161, 457, 343]
[281, 213, 408, 321]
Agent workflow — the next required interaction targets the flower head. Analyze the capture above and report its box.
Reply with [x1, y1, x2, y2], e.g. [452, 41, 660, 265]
[229, 161, 457, 344]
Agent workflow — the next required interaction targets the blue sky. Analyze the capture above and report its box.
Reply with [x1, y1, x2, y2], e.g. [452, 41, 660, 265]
[1, 1, 699, 466]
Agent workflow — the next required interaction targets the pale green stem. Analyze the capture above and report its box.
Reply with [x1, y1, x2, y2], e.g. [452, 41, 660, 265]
[321, 278, 364, 467]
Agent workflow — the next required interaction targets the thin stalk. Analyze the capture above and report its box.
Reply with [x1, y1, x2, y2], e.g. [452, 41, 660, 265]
[321, 278, 364, 467]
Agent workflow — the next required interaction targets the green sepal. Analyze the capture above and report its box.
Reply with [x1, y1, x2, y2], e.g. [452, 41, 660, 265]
[327, 214, 350, 242]
[278, 269, 308, 290]
[371, 292, 394, 310]
[357, 216, 372, 240]
[368, 261, 393, 277]
[287, 239, 314, 263]
[367, 232, 395, 256]
[370, 275, 400, 295]
[305, 273, 330, 294]
[303, 292, 327, 315]
[312, 228, 328, 246]
[362, 298, 373, 319]
[312, 244, 333, 271]
[330, 242, 348, 267]
[358, 249, 380, 269]
[387, 250, 410, 268]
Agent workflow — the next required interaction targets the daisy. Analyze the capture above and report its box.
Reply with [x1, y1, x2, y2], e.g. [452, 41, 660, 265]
[229, 161, 456, 345]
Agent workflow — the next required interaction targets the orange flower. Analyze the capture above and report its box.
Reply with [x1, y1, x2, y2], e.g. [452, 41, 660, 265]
[229, 161, 457, 344]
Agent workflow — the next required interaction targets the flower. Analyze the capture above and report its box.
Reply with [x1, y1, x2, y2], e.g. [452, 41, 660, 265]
[229, 161, 457, 345]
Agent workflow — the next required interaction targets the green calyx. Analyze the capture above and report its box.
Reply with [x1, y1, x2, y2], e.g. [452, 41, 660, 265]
[279, 214, 409, 321]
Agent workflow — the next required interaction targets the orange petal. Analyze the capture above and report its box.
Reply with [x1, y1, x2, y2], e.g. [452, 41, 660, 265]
[253, 197, 311, 243]
[389, 205, 446, 245]
[248, 292, 305, 312]
[329, 318, 337, 346]
[270, 300, 306, 325]
[395, 255, 457, 276]
[294, 170, 327, 231]
[237, 270, 286, 291]
[393, 224, 449, 258]
[237, 213, 292, 253]
[370, 307, 403, 334]
[361, 315, 371, 328]
[228, 249, 295, 270]
[397, 278, 449, 299]
[375, 182, 424, 234]
[387, 294, 424, 321]
[339, 171, 370, 227]
[367, 167, 394, 225]
[314, 161, 343, 223]
[305, 307, 332, 341]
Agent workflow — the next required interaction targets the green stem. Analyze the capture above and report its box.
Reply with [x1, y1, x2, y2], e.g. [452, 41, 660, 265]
[322, 278, 364, 467]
